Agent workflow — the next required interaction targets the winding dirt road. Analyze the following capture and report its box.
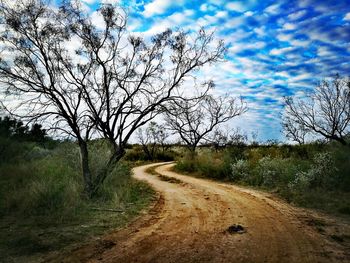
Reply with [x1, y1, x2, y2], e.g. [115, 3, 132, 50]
[61, 162, 350, 263]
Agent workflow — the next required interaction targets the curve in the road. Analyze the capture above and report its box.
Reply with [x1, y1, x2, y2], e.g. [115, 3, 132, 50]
[59, 162, 350, 263]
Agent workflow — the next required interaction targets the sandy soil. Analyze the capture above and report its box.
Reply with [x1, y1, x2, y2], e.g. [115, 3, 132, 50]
[58, 162, 350, 263]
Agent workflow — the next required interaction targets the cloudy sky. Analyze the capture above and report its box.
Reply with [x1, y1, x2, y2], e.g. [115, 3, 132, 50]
[74, 0, 350, 141]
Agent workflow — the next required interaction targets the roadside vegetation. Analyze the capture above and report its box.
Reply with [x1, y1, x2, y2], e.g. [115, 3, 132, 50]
[0, 117, 155, 262]
[174, 142, 350, 216]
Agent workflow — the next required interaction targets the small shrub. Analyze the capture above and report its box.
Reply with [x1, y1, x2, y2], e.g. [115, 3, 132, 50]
[123, 146, 148, 161]
[288, 171, 311, 191]
[175, 155, 196, 173]
[230, 159, 250, 181]
[256, 156, 278, 187]
[289, 152, 337, 191]
[154, 150, 176, 161]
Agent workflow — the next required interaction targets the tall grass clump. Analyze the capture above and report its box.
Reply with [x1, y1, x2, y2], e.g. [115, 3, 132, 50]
[175, 151, 232, 180]
[1, 143, 81, 219]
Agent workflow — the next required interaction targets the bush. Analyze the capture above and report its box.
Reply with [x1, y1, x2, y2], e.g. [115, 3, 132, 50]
[176, 156, 196, 173]
[124, 147, 148, 161]
[0, 137, 35, 164]
[175, 151, 232, 180]
[230, 159, 250, 181]
[230, 156, 300, 188]
[256, 157, 278, 187]
[289, 152, 337, 191]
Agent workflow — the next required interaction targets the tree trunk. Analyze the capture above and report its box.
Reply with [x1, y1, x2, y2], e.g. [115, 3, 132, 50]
[328, 135, 348, 146]
[78, 140, 93, 197]
[337, 137, 348, 146]
[142, 144, 153, 160]
[188, 146, 197, 160]
[91, 146, 125, 196]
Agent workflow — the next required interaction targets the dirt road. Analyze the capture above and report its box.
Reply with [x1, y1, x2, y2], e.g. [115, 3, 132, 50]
[62, 162, 350, 263]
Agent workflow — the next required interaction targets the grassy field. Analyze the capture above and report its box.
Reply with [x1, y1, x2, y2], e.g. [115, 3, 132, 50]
[174, 143, 350, 217]
[0, 138, 155, 263]
[2, 122, 349, 262]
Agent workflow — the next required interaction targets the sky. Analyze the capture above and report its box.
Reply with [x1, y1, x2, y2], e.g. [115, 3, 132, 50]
[4, 0, 350, 142]
[96, 0, 349, 142]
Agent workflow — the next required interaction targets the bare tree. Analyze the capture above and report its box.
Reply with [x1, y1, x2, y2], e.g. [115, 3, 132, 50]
[61, 2, 226, 192]
[284, 75, 350, 145]
[0, 0, 226, 195]
[137, 121, 168, 160]
[207, 127, 230, 151]
[165, 94, 247, 155]
[250, 130, 259, 146]
[228, 127, 248, 146]
[155, 123, 171, 154]
[282, 115, 308, 145]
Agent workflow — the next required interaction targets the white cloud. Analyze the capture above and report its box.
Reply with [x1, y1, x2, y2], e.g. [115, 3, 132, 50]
[168, 9, 194, 24]
[142, 9, 195, 36]
[282, 23, 296, 30]
[288, 10, 306, 20]
[228, 41, 265, 54]
[270, 47, 294, 56]
[290, 39, 310, 47]
[91, 11, 106, 30]
[277, 33, 292, 42]
[127, 17, 142, 31]
[244, 11, 254, 17]
[143, 0, 183, 17]
[290, 73, 312, 82]
[100, 0, 120, 4]
[253, 26, 266, 36]
[317, 46, 333, 57]
[264, 4, 279, 14]
[200, 4, 208, 12]
[216, 11, 228, 18]
[275, 71, 290, 78]
[226, 2, 246, 12]
[344, 12, 350, 21]
[200, 3, 216, 12]
[80, 0, 97, 4]
[223, 16, 246, 29]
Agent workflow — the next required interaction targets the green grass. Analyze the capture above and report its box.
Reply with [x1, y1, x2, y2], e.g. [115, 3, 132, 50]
[0, 180, 155, 263]
[0, 140, 156, 263]
[175, 151, 232, 180]
[280, 188, 350, 216]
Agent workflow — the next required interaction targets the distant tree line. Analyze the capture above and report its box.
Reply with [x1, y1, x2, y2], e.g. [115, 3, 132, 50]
[0, 116, 47, 143]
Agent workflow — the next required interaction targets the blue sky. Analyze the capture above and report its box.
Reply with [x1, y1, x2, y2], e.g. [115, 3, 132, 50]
[85, 0, 350, 142]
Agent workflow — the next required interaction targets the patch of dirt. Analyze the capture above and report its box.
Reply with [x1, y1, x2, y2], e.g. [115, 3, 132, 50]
[57, 162, 350, 263]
